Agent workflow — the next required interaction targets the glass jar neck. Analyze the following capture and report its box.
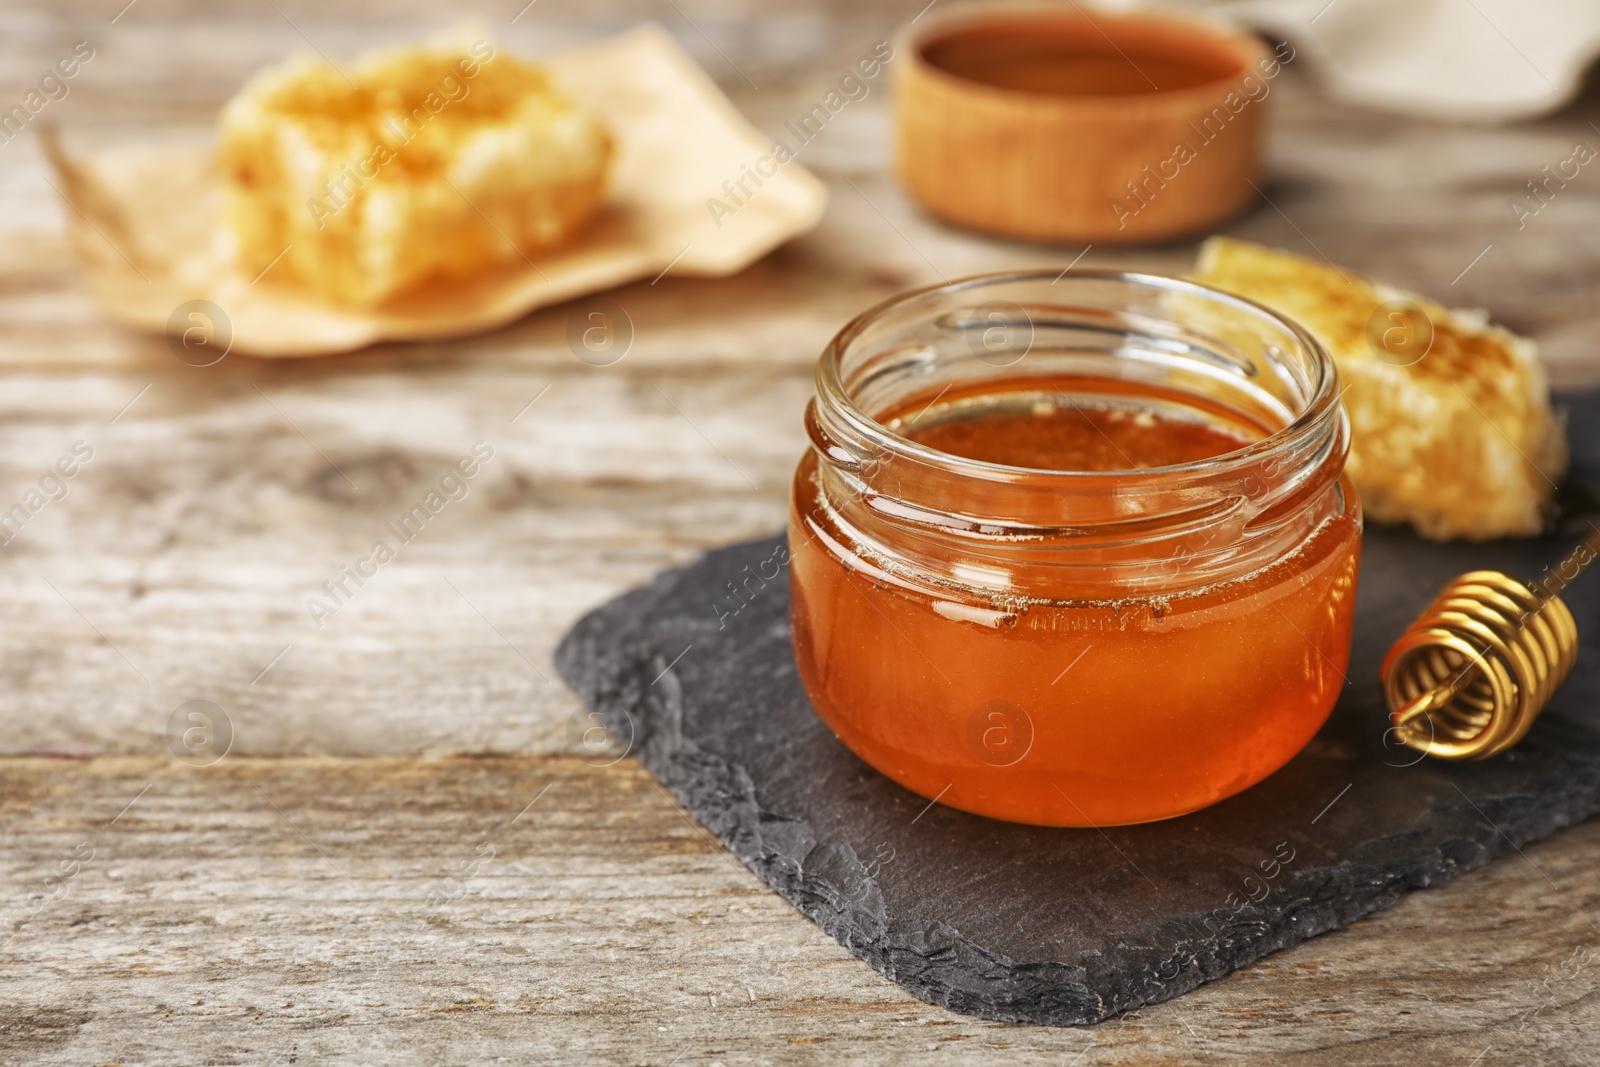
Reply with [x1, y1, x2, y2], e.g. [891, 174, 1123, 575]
[802, 270, 1350, 600]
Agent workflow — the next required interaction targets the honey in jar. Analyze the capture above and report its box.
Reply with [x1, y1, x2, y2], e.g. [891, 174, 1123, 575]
[789, 272, 1361, 826]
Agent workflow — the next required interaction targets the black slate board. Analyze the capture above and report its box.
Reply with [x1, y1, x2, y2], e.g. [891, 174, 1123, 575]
[554, 392, 1600, 1027]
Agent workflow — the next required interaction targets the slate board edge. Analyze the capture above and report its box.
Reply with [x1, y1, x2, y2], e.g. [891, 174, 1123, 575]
[552, 535, 1600, 1027]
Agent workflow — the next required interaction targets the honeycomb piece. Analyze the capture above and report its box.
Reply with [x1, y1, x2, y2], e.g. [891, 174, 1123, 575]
[219, 36, 611, 306]
[1193, 236, 1565, 541]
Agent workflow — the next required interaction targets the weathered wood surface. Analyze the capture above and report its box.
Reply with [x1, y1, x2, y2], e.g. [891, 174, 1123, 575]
[4, 756, 1600, 1066]
[5, 0, 1600, 760]
[2, 0, 1600, 1061]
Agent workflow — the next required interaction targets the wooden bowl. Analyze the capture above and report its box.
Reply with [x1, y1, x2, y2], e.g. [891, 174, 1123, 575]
[894, 2, 1273, 244]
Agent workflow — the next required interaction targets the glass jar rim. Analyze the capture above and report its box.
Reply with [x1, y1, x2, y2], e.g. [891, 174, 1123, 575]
[816, 268, 1341, 484]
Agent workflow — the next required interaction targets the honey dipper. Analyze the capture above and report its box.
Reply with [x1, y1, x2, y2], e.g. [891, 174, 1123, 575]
[1380, 526, 1599, 760]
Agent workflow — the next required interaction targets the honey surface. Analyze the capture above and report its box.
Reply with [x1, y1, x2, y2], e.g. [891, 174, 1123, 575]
[790, 380, 1361, 826]
[921, 20, 1239, 97]
[900, 394, 1256, 470]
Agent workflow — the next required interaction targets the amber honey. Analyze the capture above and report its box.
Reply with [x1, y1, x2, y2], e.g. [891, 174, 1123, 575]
[920, 18, 1242, 97]
[790, 272, 1361, 826]
[899, 377, 1258, 469]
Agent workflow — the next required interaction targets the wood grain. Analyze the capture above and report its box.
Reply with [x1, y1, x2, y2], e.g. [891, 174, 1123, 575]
[2, 757, 1598, 1065]
[1, 0, 1599, 1060]
[8, 22, 1600, 759]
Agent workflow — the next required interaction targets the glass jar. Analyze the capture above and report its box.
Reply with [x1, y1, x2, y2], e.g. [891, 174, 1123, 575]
[788, 271, 1361, 826]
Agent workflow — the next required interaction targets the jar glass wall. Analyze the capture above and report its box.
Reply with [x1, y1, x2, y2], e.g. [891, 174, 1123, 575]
[788, 271, 1361, 826]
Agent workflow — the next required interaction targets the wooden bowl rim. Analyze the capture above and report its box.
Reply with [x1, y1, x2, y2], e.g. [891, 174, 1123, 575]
[896, 0, 1274, 117]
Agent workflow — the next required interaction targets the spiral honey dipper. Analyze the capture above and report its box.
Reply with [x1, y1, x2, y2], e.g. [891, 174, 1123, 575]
[1380, 526, 1598, 760]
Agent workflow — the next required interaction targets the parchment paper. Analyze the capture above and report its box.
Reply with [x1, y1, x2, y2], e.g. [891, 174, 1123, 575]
[44, 24, 827, 357]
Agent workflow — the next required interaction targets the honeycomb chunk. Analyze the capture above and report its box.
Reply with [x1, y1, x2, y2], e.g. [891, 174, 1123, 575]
[219, 36, 611, 306]
[1193, 237, 1566, 541]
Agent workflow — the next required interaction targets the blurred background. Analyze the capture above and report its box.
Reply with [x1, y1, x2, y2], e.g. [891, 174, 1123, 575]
[4, 2, 1600, 1063]
[5, 0, 1600, 763]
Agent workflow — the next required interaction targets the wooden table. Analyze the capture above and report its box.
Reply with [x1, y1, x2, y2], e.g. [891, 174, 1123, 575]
[3, 1, 1599, 1062]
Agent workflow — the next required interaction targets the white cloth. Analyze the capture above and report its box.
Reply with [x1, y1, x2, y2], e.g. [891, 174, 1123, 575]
[1139, 0, 1600, 123]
